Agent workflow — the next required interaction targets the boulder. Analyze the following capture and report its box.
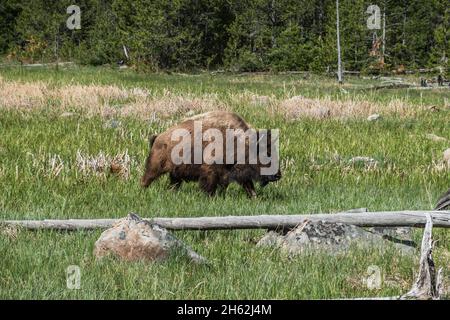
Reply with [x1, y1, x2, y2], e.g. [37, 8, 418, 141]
[349, 156, 379, 167]
[103, 119, 121, 129]
[426, 134, 447, 143]
[367, 114, 381, 121]
[443, 148, 450, 166]
[257, 220, 416, 255]
[250, 95, 270, 107]
[94, 213, 207, 264]
[367, 226, 415, 247]
[60, 112, 77, 118]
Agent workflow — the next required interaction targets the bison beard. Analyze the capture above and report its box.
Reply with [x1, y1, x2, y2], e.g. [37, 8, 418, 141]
[140, 111, 281, 198]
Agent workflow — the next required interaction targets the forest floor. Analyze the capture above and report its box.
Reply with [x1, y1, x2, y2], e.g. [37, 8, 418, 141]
[0, 65, 449, 299]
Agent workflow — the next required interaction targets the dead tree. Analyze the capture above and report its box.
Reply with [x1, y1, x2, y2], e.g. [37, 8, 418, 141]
[355, 213, 445, 300]
[400, 214, 444, 300]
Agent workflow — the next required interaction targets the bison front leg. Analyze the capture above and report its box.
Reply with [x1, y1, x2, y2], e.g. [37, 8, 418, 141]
[217, 184, 229, 197]
[199, 174, 219, 197]
[168, 174, 182, 191]
[241, 180, 257, 198]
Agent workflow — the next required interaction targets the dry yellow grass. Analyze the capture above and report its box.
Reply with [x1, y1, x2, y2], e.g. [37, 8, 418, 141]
[0, 77, 48, 109]
[277, 95, 419, 120]
[0, 78, 224, 119]
[76, 150, 133, 179]
[0, 225, 19, 241]
[232, 92, 275, 108]
[55, 84, 129, 108]
[120, 91, 225, 119]
[428, 160, 450, 173]
[0, 78, 426, 120]
[24, 149, 134, 180]
[27, 151, 65, 178]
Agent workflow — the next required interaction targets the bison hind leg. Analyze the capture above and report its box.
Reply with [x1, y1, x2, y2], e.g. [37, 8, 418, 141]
[241, 180, 257, 198]
[216, 183, 229, 197]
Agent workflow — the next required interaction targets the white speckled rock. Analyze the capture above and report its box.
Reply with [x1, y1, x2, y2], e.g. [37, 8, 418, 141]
[94, 213, 207, 263]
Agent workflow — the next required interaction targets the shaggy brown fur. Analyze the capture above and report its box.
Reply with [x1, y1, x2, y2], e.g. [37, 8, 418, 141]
[141, 111, 281, 197]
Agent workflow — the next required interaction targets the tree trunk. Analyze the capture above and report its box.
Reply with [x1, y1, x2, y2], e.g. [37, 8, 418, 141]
[336, 0, 343, 83]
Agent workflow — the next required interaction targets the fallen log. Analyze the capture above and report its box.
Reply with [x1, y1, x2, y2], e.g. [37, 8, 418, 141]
[373, 83, 415, 90]
[2, 210, 450, 231]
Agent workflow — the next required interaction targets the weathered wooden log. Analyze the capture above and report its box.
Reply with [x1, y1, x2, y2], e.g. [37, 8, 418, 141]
[2, 210, 450, 231]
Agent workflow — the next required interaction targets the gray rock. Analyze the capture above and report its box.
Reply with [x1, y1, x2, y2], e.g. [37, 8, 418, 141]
[256, 231, 285, 247]
[250, 95, 270, 107]
[349, 156, 379, 167]
[103, 119, 121, 129]
[60, 112, 77, 118]
[257, 220, 416, 255]
[367, 114, 381, 121]
[443, 148, 450, 165]
[367, 227, 416, 247]
[426, 133, 447, 143]
[368, 226, 413, 240]
[94, 213, 208, 264]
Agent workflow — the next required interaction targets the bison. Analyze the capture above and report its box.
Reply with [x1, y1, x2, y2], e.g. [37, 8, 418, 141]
[141, 111, 281, 197]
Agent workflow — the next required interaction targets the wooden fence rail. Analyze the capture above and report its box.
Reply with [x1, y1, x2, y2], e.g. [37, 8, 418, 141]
[2, 210, 450, 231]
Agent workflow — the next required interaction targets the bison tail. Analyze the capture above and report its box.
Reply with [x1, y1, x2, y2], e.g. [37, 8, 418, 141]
[149, 134, 158, 149]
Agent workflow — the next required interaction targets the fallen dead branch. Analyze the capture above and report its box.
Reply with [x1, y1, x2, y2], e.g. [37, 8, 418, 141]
[351, 214, 445, 300]
[3, 210, 450, 231]
[400, 214, 443, 299]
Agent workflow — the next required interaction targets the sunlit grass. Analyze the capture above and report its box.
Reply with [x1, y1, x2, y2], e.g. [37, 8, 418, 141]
[0, 66, 449, 299]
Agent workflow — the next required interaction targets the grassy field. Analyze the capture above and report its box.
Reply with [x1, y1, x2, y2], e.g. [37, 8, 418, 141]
[0, 65, 449, 299]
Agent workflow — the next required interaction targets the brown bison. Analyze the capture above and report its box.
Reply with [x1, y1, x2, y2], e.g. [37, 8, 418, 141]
[141, 111, 281, 197]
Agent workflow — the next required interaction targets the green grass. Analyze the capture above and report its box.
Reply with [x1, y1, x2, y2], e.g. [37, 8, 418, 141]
[0, 65, 449, 299]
